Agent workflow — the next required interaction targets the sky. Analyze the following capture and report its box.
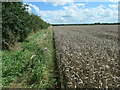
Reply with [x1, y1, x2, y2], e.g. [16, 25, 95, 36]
[23, 0, 119, 24]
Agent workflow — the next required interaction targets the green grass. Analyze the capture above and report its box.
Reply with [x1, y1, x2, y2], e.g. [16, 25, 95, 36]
[0, 51, 2, 88]
[2, 29, 56, 88]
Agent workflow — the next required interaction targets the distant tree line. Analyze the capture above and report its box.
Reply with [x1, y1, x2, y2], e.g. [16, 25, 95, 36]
[2, 2, 50, 50]
[52, 23, 120, 26]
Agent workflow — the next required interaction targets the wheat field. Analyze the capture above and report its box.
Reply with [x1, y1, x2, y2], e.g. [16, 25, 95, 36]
[53, 25, 119, 88]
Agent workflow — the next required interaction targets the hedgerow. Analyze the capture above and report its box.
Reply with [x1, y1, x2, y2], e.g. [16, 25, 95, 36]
[2, 2, 50, 50]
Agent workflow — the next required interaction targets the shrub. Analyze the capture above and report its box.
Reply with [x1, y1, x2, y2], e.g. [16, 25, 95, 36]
[2, 2, 50, 50]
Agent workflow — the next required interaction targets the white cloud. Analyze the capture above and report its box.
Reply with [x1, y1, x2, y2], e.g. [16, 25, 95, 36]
[27, 3, 118, 24]
[42, 0, 74, 6]
[23, 3, 32, 13]
[108, 0, 119, 2]
[109, 4, 118, 8]
[28, 4, 41, 14]
[23, 0, 119, 2]
[27, 6, 32, 13]
[76, 3, 86, 7]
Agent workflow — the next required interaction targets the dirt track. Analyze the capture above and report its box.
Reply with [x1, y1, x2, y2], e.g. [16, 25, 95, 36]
[53, 25, 119, 88]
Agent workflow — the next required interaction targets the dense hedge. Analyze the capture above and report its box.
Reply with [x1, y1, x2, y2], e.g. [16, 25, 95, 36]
[2, 2, 50, 50]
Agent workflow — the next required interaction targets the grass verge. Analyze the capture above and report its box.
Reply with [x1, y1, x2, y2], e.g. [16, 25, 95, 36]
[2, 29, 56, 88]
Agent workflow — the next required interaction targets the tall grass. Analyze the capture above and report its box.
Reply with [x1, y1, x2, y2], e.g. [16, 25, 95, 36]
[2, 29, 56, 88]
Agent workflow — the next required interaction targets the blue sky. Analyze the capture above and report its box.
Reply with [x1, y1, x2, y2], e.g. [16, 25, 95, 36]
[23, 0, 118, 24]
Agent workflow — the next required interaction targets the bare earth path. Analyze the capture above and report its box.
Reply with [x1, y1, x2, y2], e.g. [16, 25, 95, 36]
[52, 25, 119, 88]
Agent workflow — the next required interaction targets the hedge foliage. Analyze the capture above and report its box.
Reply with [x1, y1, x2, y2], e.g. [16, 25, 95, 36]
[2, 2, 50, 50]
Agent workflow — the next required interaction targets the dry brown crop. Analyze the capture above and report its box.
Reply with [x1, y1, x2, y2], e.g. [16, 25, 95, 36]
[53, 25, 119, 88]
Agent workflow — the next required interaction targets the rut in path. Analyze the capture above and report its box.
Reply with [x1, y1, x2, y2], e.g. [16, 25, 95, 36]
[53, 25, 119, 88]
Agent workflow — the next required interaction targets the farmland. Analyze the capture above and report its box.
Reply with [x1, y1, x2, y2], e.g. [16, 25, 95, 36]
[2, 1, 119, 89]
[53, 25, 119, 88]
